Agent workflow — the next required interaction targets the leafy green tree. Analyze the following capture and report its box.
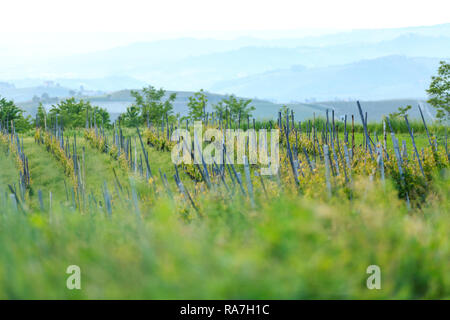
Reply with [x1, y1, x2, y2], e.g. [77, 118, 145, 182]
[14, 115, 33, 132]
[213, 95, 255, 122]
[34, 103, 47, 127]
[279, 105, 289, 120]
[122, 105, 141, 127]
[94, 107, 111, 127]
[49, 98, 110, 128]
[0, 97, 22, 123]
[187, 89, 208, 120]
[389, 105, 412, 119]
[131, 86, 176, 124]
[427, 61, 450, 121]
[0, 96, 31, 132]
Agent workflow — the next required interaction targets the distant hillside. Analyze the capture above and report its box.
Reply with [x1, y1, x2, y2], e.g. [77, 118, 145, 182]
[211, 56, 446, 102]
[40, 76, 147, 92]
[18, 88, 435, 123]
[3, 24, 450, 99]
[294, 23, 450, 46]
[0, 85, 75, 102]
[86, 90, 279, 118]
[0, 76, 149, 102]
[289, 99, 435, 122]
[17, 89, 280, 120]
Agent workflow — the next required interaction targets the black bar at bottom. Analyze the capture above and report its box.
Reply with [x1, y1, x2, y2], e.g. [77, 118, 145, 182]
[0, 300, 446, 318]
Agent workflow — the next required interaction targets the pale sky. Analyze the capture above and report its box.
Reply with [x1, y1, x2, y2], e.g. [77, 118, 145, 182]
[2, 0, 449, 32]
[0, 0, 449, 56]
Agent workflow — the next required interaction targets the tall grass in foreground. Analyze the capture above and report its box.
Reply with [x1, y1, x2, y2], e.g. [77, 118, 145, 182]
[0, 172, 448, 299]
[0, 102, 448, 299]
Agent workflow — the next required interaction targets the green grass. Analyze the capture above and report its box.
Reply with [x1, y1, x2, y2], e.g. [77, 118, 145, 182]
[22, 137, 71, 209]
[76, 138, 129, 199]
[0, 174, 448, 299]
[0, 145, 20, 188]
[0, 126, 448, 299]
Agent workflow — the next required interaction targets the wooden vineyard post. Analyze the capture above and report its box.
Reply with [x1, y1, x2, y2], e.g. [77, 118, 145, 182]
[376, 144, 385, 183]
[323, 145, 332, 198]
[386, 117, 411, 208]
[243, 155, 255, 207]
[418, 104, 434, 151]
[357, 101, 374, 160]
[344, 144, 352, 182]
[404, 115, 425, 178]
[351, 115, 355, 154]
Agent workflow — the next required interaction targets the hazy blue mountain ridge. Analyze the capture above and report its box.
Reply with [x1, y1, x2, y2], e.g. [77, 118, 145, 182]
[211, 56, 446, 102]
[1, 24, 449, 105]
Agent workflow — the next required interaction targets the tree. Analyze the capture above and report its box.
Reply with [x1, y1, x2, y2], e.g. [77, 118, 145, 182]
[131, 86, 176, 124]
[34, 103, 47, 127]
[426, 60, 450, 121]
[122, 105, 141, 127]
[213, 95, 255, 123]
[94, 107, 111, 128]
[0, 96, 31, 132]
[14, 114, 33, 132]
[49, 98, 110, 128]
[187, 89, 208, 120]
[0, 97, 22, 123]
[389, 105, 412, 119]
[279, 105, 289, 121]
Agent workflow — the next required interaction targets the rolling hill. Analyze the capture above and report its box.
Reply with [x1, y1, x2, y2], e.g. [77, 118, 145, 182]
[17, 88, 435, 123]
[2, 24, 449, 100]
[211, 56, 446, 102]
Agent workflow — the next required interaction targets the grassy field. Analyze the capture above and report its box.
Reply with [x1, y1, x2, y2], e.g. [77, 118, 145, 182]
[0, 114, 448, 299]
